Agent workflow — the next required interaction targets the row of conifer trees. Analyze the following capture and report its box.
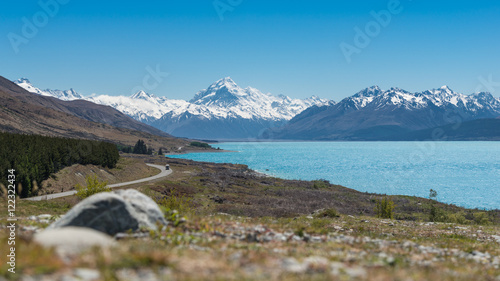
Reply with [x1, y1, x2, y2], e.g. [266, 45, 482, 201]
[0, 132, 120, 198]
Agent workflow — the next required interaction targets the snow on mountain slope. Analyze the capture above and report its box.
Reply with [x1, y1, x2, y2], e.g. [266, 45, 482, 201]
[336, 85, 500, 113]
[188, 77, 330, 120]
[14, 78, 84, 101]
[268, 85, 500, 141]
[88, 93, 190, 122]
[14, 77, 331, 139]
[87, 77, 330, 123]
[19, 75, 499, 140]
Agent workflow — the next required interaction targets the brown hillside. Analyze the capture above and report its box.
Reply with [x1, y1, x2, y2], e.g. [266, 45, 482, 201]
[0, 76, 189, 150]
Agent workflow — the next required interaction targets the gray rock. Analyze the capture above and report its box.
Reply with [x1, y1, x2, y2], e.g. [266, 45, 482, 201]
[73, 268, 101, 281]
[492, 235, 500, 243]
[34, 227, 115, 255]
[38, 214, 53, 220]
[48, 189, 167, 235]
[114, 189, 168, 230]
[281, 258, 307, 273]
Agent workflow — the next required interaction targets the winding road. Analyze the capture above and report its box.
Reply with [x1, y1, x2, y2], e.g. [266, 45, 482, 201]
[25, 164, 172, 201]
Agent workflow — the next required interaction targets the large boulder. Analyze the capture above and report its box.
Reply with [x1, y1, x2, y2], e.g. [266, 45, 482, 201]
[48, 189, 167, 235]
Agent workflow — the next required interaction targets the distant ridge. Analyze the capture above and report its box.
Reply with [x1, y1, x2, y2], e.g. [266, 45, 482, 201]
[264, 86, 500, 141]
[0, 76, 188, 148]
[14, 77, 500, 141]
[383, 118, 500, 141]
[16, 77, 331, 139]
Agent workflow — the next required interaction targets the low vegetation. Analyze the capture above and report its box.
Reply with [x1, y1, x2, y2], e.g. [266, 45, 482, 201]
[189, 141, 211, 148]
[150, 158, 499, 225]
[375, 197, 395, 219]
[75, 175, 111, 199]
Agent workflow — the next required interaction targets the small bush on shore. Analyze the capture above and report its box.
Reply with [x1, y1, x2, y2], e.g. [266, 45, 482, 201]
[375, 197, 395, 219]
[312, 179, 330, 189]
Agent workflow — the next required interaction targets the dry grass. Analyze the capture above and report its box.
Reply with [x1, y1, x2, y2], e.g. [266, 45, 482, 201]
[39, 157, 159, 195]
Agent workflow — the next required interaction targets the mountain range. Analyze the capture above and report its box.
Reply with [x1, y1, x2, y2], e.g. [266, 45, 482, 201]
[15, 77, 331, 139]
[15, 78, 84, 101]
[13, 78, 500, 141]
[264, 86, 500, 140]
[0, 76, 190, 150]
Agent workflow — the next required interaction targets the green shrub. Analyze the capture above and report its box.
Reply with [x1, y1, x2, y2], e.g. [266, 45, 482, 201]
[375, 197, 395, 219]
[473, 212, 491, 225]
[156, 189, 193, 214]
[312, 179, 330, 189]
[154, 188, 193, 227]
[75, 175, 111, 199]
[446, 211, 469, 225]
[429, 204, 446, 222]
[295, 227, 306, 238]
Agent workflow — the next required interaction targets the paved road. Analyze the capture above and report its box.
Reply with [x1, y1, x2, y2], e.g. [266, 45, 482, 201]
[25, 164, 172, 201]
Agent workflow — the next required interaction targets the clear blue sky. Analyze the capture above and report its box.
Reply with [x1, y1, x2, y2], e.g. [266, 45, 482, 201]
[1, 0, 500, 101]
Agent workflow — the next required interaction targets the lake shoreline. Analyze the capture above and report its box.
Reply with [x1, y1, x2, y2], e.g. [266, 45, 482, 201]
[165, 148, 237, 156]
[168, 141, 500, 210]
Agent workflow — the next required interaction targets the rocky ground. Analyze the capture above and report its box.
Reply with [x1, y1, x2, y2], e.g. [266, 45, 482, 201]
[1, 211, 499, 281]
[0, 155, 499, 280]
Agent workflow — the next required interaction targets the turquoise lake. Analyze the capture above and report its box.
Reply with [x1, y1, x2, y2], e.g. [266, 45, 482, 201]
[169, 142, 500, 210]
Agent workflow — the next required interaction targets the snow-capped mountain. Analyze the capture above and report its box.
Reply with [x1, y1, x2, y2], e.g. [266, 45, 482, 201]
[144, 77, 331, 139]
[15, 78, 84, 101]
[14, 77, 331, 139]
[88, 91, 188, 122]
[266, 86, 500, 140]
[188, 77, 329, 120]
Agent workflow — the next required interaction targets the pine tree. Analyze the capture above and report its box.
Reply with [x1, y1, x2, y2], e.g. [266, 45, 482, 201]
[133, 139, 148, 154]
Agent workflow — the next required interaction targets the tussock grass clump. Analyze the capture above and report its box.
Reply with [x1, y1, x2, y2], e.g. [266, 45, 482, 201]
[315, 208, 340, 218]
